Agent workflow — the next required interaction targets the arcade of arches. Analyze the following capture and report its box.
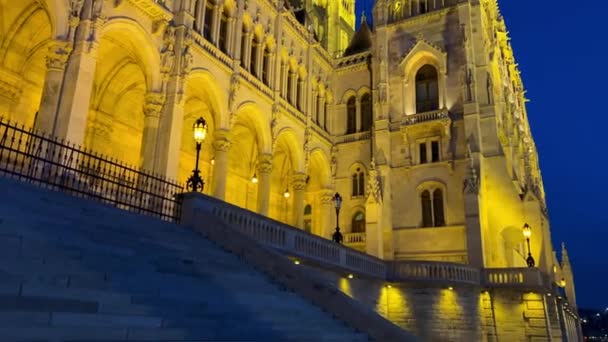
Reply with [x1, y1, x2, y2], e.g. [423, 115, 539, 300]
[0, 0, 365, 240]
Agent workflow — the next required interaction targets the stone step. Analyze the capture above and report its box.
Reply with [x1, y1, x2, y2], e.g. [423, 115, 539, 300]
[0, 326, 369, 342]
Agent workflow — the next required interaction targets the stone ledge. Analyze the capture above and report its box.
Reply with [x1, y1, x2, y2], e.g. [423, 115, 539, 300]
[187, 207, 419, 342]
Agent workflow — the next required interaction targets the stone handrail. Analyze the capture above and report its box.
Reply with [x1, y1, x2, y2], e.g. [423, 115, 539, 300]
[344, 232, 366, 244]
[389, 260, 481, 285]
[483, 267, 548, 288]
[179, 193, 553, 289]
[403, 109, 450, 125]
[181, 193, 387, 279]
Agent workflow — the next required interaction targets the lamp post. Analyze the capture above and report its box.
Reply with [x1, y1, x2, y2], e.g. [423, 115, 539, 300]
[186, 117, 208, 192]
[332, 192, 343, 244]
[523, 223, 535, 267]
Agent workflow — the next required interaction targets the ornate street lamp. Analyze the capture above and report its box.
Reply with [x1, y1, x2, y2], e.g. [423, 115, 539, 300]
[523, 223, 535, 267]
[186, 117, 207, 192]
[332, 192, 343, 244]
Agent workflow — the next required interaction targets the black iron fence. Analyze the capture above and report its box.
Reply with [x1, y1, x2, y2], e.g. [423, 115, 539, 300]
[0, 117, 183, 222]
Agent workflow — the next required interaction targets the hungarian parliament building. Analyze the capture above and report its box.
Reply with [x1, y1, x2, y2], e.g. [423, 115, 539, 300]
[0, 0, 582, 340]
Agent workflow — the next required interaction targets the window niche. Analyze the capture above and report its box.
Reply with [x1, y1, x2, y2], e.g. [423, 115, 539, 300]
[420, 187, 446, 227]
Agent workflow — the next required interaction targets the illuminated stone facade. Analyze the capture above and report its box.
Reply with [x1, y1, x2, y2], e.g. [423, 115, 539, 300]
[0, 0, 582, 340]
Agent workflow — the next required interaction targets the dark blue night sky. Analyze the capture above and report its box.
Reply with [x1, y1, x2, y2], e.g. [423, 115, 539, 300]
[356, 1, 607, 309]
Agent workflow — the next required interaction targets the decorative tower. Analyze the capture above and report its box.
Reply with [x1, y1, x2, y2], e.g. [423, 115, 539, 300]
[303, 0, 356, 55]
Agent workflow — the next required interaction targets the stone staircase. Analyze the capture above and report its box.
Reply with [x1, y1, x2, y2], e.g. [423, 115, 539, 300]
[0, 178, 373, 341]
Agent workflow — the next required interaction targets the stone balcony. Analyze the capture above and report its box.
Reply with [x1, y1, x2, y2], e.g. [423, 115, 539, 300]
[401, 109, 451, 137]
[344, 232, 366, 252]
[403, 108, 450, 126]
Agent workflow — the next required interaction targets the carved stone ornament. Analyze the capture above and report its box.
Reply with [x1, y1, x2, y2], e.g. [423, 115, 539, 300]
[160, 26, 176, 75]
[257, 154, 273, 174]
[46, 41, 72, 71]
[291, 173, 307, 191]
[213, 137, 231, 152]
[228, 73, 241, 112]
[366, 160, 383, 204]
[143, 92, 165, 117]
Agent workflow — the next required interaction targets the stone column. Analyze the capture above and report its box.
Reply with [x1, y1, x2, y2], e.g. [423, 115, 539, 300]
[256, 153, 273, 216]
[280, 63, 288, 98]
[140, 93, 165, 171]
[320, 189, 335, 239]
[211, 4, 221, 45]
[464, 166, 484, 268]
[54, 15, 102, 145]
[226, 17, 235, 56]
[291, 172, 307, 228]
[211, 131, 231, 199]
[36, 41, 71, 133]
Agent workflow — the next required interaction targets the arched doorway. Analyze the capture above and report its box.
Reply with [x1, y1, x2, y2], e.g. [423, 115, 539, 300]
[178, 73, 221, 194]
[84, 23, 160, 167]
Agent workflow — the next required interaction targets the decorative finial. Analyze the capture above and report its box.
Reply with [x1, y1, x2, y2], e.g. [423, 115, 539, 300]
[361, 11, 367, 25]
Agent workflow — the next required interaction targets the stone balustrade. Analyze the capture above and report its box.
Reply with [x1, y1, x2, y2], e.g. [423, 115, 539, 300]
[403, 109, 450, 125]
[180, 192, 554, 289]
[389, 260, 481, 285]
[344, 232, 366, 244]
[483, 267, 549, 288]
[181, 192, 387, 279]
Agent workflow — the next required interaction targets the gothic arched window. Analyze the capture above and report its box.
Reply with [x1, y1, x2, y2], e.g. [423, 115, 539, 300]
[352, 211, 366, 233]
[262, 46, 271, 86]
[241, 25, 249, 69]
[203, 0, 214, 41]
[251, 37, 260, 78]
[433, 189, 445, 227]
[218, 8, 229, 53]
[296, 76, 303, 111]
[415, 65, 439, 113]
[346, 96, 357, 134]
[420, 188, 446, 227]
[360, 93, 372, 132]
[351, 167, 365, 197]
[421, 190, 433, 227]
[287, 71, 294, 104]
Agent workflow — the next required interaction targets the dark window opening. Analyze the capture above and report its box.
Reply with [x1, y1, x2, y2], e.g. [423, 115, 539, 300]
[415, 65, 439, 113]
[352, 212, 366, 233]
[346, 96, 357, 134]
[360, 93, 372, 132]
[431, 141, 440, 162]
[203, 2, 214, 41]
[419, 143, 427, 164]
[219, 10, 229, 53]
[433, 189, 445, 227]
[421, 190, 433, 227]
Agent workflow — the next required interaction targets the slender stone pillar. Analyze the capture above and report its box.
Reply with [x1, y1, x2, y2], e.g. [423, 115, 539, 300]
[211, 131, 231, 199]
[291, 172, 307, 228]
[464, 165, 484, 268]
[256, 153, 273, 216]
[140, 93, 165, 171]
[36, 41, 71, 134]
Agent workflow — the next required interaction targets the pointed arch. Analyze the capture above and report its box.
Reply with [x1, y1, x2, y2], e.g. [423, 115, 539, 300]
[400, 40, 448, 114]
[98, 18, 162, 91]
